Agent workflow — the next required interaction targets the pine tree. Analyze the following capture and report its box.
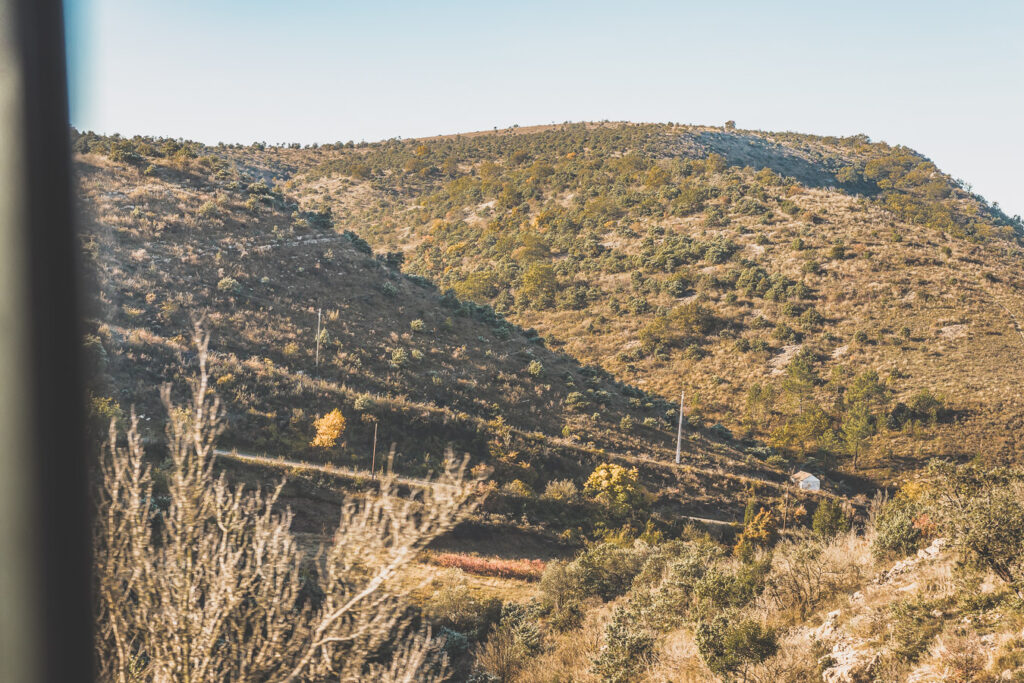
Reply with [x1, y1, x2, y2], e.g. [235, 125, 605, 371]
[842, 400, 874, 470]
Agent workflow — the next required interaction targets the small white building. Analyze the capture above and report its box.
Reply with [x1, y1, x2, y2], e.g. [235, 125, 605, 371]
[791, 471, 820, 491]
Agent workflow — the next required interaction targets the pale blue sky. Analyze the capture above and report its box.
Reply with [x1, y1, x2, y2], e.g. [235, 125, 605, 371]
[65, 1, 1022, 216]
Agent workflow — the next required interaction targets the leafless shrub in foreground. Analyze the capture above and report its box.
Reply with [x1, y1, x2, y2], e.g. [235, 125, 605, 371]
[94, 325, 481, 682]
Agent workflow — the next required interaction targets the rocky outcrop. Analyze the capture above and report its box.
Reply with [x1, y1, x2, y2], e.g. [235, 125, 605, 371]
[814, 610, 879, 683]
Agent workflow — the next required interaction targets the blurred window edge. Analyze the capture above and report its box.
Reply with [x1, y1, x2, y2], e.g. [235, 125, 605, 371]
[0, 0, 92, 681]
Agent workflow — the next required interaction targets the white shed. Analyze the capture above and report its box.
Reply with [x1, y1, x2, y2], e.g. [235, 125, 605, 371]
[791, 471, 820, 491]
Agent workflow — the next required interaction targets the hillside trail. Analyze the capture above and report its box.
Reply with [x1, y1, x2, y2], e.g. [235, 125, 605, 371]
[214, 448, 437, 489]
[215, 448, 741, 529]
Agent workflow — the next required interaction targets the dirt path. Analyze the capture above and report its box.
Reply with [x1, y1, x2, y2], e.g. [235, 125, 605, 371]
[214, 448, 437, 489]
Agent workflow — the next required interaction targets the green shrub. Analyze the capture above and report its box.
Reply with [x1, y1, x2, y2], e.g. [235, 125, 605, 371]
[542, 543, 647, 606]
[772, 322, 798, 342]
[926, 460, 1024, 597]
[476, 603, 543, 680]
[812, 499, 851, 539]
[422, 581, 502, 640]
[591, 606, 653, 683]
[197, 200, 219, 218]
[694, 563, 768, 612]
[548, 599, 583, 631]
[909, 390, 944, 425]
[886, 597, 942, 665]
[410, 318, 425, 332]
[800, 308, 824, 327]
[695, 616, 778, 680]
[527, 360, 544, 377]
[564, 391, 590, 411]
[390, 347, 409, 367]
[872, 494, 923, 559]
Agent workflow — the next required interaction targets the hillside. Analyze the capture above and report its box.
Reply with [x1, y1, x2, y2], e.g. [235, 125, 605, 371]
[282, 121, 1024, 481]
[74, 122, 1024, 682]
[73, 117, 1024, 525]
[74, 139, 826, 548]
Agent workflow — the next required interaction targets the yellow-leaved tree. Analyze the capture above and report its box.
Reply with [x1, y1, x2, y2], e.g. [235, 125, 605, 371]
[310, 408, 346, 449]
[583, 463, 650, 526]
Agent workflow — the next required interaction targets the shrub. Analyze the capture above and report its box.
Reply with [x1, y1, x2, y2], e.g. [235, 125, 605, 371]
[886, 597, 943, 665]
[216, 276, 240, 293]
[390, 347, 409, 367]
[800, 307, 824, 327]
[422, 580, 502, 640]
[709, 423, 732, 440]
[667, 300, 716, 337]
[591, 606, 654, 683]
[909, 390, 944, 425]
[544, 542, 647, 603]
[812, 499, 851, 539]
[772, 322, 798, 342]
[583, 464, 650, 524]
[694, 563, 769, 611]
[703, 206, 730, 228]
[564, 391, 590, 411]
[197, 200, 219, 218]
[619, 414, 635, 431]
[410, 318, 425, 332]
[548, 599, 583, 631]
[527, 360, 544, 377]
[501, 479, 534, 498]
[872, 494, 923, 559]
[476, 604, 543, 681]
[541, 479, 578, 502]
[926, 460, 1024, 597]
[342, 230, 373, 254]
[764, 537, 868, 619]
[665, 273, 690, 297]
[353, 394, 375, 412]
[695, 616, 777, 680]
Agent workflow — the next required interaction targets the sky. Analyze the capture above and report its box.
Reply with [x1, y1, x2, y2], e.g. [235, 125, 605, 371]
[65, 0, 1023, 217]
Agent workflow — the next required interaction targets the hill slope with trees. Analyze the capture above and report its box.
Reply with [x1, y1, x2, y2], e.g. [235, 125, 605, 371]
[75, 133, 826, 548]
[284, 121, 1024, 481]
[75, 122, 1024, 682]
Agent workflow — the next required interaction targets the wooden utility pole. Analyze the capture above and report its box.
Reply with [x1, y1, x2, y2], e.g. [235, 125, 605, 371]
[314, 307, 322, 369]
[370, 422, 378, 480]
[675, 389, 684, 464]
